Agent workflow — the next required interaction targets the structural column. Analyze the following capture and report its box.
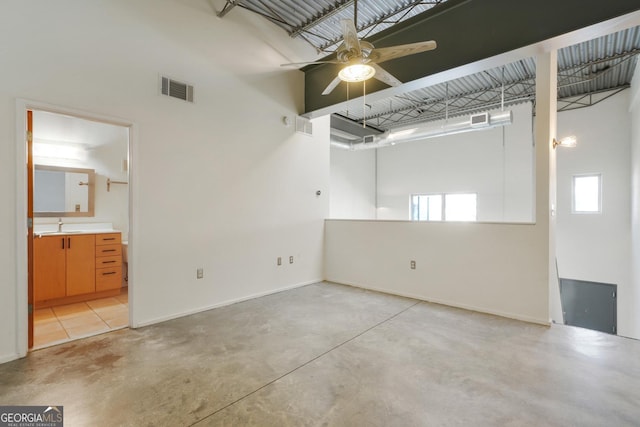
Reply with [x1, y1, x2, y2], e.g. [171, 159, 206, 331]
[630, 65, 640, 339]
[535, 51, 560, 322]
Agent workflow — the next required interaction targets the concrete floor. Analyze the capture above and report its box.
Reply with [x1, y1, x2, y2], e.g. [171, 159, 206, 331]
[1, 282, 639, 426]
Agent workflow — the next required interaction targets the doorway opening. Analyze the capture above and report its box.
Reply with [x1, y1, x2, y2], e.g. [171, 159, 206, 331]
[26, 108, 132, 350]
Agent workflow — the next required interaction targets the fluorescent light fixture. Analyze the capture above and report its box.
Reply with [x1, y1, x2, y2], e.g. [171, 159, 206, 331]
[33, 141, 87, 161]
[330, 110, 513, 151]
[338, 64, 376, 82]
[388, 128, 417, 139]
[553, 135, 577, 148]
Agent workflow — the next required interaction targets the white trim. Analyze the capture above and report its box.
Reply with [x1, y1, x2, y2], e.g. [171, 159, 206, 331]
[329, 280, 551, 327]
[133, 280, 321, 328]
[0, 353, 21, 364]
[15, 98, 136, 358]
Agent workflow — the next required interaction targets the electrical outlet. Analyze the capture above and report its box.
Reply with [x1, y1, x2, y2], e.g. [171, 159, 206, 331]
[410, 260, 416, 270]
[277, 257, 282, 266]
[289, 256, 294, 264]
[197, 268, 204, 279]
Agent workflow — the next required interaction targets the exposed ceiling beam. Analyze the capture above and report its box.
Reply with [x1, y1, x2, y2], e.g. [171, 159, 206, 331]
[349, 49, 640, 128]
[216, 0, 243, 18]
[290, 1, 353, 39]
[315, 0, 442, 51]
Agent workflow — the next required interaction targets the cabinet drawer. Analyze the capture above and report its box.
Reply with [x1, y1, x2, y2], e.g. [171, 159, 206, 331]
[96, 255, 122, 268]
[96, 266, 122, 292]
[96, 244, 121, 257]
[96, 233, 121, 245]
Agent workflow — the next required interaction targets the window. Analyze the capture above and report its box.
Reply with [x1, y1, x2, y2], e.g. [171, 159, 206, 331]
[572, 174, 601, 213]
[411, 193, 477, 221]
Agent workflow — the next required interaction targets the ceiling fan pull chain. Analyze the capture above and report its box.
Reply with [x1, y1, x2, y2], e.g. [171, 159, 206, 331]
[501, 66, 505, 111]
[346, 82, 350, 117]
[445, 83, 449, 123]
[363, 79, 366, 128]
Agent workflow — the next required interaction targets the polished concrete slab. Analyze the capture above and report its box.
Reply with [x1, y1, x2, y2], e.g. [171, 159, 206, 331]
[1, 282, 639, 426]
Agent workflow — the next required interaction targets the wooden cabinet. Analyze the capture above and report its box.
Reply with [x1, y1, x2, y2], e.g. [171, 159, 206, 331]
[95, 233, 122, 292]
[65, 235, 96, 296]
[34, 234, 95, 301]
[34, 231, 122, 307]
[33, 236, 66, 301]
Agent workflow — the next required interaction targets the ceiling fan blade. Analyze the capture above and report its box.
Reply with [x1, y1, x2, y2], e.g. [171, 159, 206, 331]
[371, 64, 402, 87]
[281, 60, 341, 67]
[322, 76, 342, 96]
[340, 19, 361, 56]
[369, 40, 437, 63]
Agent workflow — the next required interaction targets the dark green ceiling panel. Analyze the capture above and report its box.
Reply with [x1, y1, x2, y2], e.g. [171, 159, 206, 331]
[303, 0, 640, 114]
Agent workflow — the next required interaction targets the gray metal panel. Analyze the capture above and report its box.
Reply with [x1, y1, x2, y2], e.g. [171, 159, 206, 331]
[560, 278, 617, 335]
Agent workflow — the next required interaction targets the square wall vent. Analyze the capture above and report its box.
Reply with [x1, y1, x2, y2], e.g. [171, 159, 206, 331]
[160, 76, 194, 103]
[296, 116, 313, 135]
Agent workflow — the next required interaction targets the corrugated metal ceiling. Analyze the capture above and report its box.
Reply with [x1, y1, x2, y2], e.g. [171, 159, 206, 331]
[217, 1, 640, 132]
[220, 0, 446, 52]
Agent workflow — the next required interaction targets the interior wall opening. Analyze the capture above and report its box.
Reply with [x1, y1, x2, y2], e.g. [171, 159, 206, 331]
[27, 108, 131, 350]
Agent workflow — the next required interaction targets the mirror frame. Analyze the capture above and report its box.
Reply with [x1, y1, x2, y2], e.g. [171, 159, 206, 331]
[34, 165, 96, 217]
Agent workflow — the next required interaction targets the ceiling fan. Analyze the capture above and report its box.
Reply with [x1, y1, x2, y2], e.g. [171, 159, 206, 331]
[282, 3, 437, 96]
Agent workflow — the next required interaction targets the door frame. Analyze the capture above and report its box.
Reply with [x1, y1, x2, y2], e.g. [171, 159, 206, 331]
[15, 99, 137, 356]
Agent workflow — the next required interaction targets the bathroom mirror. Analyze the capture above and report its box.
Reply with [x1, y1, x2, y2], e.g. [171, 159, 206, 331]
[34, 165, 95, 217]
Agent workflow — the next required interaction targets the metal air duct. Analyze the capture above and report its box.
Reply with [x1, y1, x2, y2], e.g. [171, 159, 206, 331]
[330, 110, 513, 150]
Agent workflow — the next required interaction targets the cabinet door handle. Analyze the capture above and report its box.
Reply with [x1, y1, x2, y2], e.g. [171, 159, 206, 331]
[68, 237, 71, 249]
[103, 237, 116, 241]
[103, 260, 116, 264]
[62, 238, 65, 249]
[103, 272, 117, 276]
[102, 249, 117, 253]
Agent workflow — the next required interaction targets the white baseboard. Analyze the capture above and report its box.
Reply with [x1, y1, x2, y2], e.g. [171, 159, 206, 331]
[0, 353, 20, 364]
[133, 279, 321, 328]
[329, 280, 551, 326]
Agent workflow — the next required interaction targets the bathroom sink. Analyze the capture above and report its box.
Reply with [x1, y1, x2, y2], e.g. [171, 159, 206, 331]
[36, 230, 85, 236]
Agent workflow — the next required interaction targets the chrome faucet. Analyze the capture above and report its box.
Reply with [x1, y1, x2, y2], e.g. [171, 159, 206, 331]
[57, 217, 63, 233]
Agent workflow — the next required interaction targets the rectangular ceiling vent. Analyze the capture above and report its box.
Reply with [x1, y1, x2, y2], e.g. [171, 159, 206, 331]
[296, 116, 313, 136]
[470, 112, 489, 127]
[160, 76, 194, 103]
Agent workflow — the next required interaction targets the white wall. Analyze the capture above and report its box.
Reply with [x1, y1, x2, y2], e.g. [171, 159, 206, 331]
[377, 103, 534, 222]
[1, 0, 328, 363]
[325, 55, 555, 326]
[330, 148, 377, 219]
[556, 90, 634, 338]
[90, 136, 130, 239]
[325, 220, 549, 323]
[629, 67, 640, 340]
[330, 103, 534, 222]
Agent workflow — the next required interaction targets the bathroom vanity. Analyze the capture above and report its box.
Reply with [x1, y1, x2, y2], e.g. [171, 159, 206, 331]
[34, 231, 123, 308]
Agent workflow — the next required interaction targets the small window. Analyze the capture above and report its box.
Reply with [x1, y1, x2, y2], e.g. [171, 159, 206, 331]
[411, 194, 442, 221]
[412, 193, 477, 221]
[572, 174, 601, 213]
[445, 193, 477, 221]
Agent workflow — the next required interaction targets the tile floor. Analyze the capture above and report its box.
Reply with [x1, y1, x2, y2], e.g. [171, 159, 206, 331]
[33, 287, 128, 349]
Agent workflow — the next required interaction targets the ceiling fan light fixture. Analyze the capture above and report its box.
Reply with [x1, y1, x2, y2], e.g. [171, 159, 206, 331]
[338, 64, 376, 82]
